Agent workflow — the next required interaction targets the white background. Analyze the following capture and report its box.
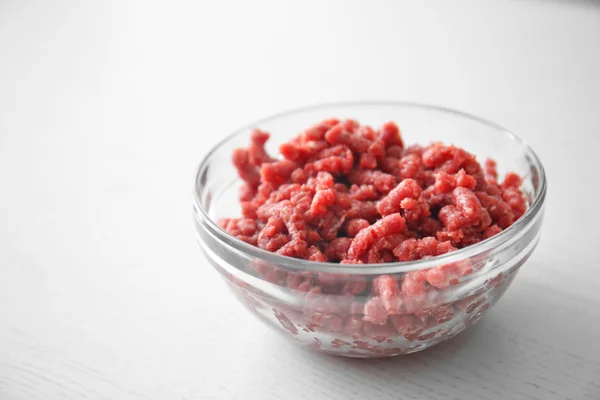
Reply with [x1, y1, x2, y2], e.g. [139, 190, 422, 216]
[1, 0, 599, 399]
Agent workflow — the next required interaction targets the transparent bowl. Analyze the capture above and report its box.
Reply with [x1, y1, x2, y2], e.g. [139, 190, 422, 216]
[192, 102, 546, 358]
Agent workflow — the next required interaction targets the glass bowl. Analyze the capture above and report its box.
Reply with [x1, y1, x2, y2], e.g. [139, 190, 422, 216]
[192, 102, 546, 358]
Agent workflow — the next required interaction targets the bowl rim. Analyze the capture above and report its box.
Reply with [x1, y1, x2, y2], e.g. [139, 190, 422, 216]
[192, 101, 547, 274]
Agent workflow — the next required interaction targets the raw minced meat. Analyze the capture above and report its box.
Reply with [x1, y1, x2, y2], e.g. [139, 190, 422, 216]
[219, 119, 527, 347]
[223, 119, 525, 261]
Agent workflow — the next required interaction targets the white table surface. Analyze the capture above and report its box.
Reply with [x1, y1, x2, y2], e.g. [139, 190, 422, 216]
[1, 1, 599, 399]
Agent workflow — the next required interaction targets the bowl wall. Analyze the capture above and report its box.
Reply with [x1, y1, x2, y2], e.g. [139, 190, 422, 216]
[193, 103, 546, 357]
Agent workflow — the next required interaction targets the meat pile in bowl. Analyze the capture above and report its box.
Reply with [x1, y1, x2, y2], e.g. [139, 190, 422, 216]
[217, 118, 527, 354]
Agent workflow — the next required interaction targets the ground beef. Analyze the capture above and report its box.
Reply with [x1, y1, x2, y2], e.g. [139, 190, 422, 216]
[223, 120, 524, 260]
[219, 119, 527, 349]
